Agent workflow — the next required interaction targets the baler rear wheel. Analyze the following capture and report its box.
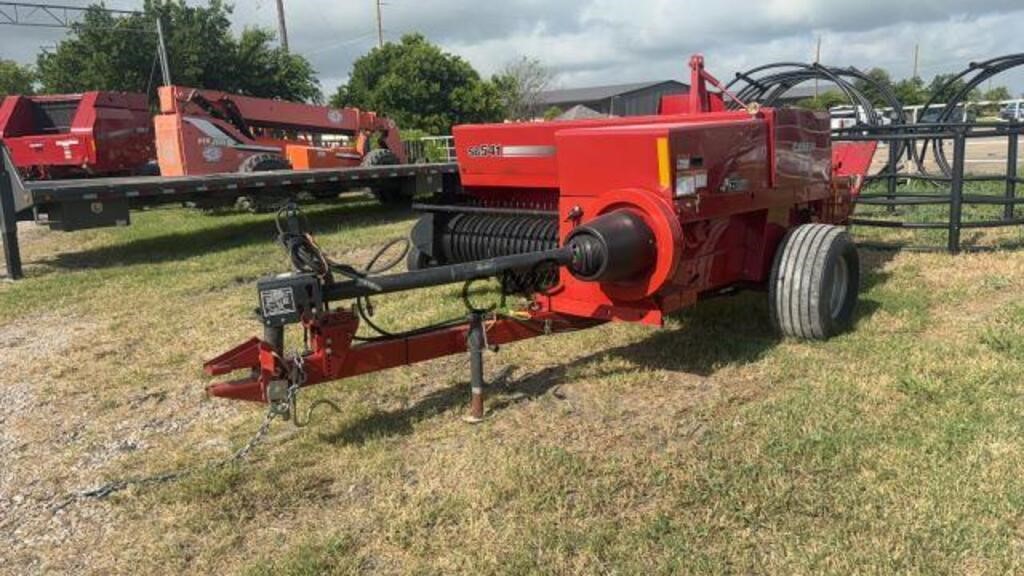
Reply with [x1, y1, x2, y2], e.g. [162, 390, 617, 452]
[769, 223, 859, 340]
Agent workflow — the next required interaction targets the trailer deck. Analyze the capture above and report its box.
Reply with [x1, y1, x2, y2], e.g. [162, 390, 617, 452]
[0, 143, 458, 279]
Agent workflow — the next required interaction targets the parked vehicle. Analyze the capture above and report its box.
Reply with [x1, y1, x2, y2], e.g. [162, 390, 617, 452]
[828, 105, 893, 130]
[999, 101, 1024, 121]
[918, 103, 977, 124]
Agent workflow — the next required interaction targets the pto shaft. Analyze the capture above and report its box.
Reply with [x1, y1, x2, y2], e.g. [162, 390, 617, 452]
[323, 209, 656, 303]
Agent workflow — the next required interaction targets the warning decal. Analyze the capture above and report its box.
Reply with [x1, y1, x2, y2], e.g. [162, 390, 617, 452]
[260, 287, 297, 317]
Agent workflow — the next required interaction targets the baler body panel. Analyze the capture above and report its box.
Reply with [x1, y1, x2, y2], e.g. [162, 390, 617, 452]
[453, 111, 754, 190]
[455, 107, 840, 326]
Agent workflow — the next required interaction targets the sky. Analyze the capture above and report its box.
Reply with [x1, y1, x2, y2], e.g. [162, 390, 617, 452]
[1, 0, 1023, 97]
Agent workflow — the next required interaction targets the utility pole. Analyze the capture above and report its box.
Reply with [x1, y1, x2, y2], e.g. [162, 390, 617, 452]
[913, 43, 919, 78]
[275, 0, 289, 52]
[814, 35, 821, 98]
[376, 0, 384, 48]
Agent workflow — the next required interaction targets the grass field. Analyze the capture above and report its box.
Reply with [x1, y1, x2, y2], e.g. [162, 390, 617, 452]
[2, 189, 1024, 575]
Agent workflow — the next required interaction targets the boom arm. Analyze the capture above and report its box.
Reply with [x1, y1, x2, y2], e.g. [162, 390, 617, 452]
[157, 85, 405, 162]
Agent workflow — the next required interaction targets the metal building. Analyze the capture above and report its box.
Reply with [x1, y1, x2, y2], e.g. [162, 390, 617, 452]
[536, 80, 689, 117]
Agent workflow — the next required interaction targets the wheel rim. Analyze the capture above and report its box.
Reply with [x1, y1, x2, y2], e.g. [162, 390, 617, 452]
[829, 256, 850, 320]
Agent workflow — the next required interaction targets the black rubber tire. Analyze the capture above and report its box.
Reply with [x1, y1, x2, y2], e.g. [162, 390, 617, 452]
[769, 223, 860, 340]
[361, 149, 409, 205]
[238, 153, 291, 173]
[236, 153, 292, 212]
[361, 148, 400, 167]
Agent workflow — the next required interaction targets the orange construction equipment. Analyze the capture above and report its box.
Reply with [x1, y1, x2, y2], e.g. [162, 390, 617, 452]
[154, 86, 405, 177]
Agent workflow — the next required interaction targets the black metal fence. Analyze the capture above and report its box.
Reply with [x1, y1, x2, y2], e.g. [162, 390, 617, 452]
[837, 121, 1024, 253]
[729, 53, 1024, 254]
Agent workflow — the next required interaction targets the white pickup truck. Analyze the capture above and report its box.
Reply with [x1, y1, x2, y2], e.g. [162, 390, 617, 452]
[1000, 101, 1024, 122]
[829, 105, 893, 130]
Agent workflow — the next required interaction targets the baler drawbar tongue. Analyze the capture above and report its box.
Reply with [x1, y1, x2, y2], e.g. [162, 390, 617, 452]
[204, 204, 655, 421]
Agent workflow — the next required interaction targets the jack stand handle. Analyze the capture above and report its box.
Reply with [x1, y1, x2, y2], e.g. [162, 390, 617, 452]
[464, 312, 487, 423]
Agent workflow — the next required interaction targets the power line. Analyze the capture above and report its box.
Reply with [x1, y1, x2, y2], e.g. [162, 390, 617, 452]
[0, 2, 172, 87]
[0, 1, 136, 29]
[302, 31, 376, 56]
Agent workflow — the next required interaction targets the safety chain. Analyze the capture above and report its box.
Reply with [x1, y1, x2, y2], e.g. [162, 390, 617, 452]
[52, 406, 279, 511]
[52, 353, 318, 511]
[287, 353, 343, 428]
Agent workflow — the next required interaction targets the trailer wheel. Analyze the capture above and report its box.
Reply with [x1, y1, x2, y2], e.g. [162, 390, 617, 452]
[236, 153, 292, 212]
[362, 149, 408, 205]
[239, 153, 291, 173]
[769, 223, 859, 340]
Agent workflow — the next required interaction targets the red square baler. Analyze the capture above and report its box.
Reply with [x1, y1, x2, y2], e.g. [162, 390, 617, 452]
[204, 56, 876, 422]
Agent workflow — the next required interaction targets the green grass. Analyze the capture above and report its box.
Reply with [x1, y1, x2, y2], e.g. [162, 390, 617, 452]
[3, 190, 1024, 574]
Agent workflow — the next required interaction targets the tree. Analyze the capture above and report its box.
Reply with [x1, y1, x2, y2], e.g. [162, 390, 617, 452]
[543, 106, 563, 121]
[797, 90, 847, 111]
[332, 34, 503, 134]
[36, 1, 320, 102]
[927, 73, 980, 104]
[983, 85, 1012, 102]
[0, 60, 35, 98]
[853, 67, 893, 107]
[492, 56, 554, 120]
[893, 76, 927, 106]
[232, 28, 321, 103]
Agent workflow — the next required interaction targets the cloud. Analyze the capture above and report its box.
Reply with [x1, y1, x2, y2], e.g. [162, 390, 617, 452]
[2, 0, 1022, 96]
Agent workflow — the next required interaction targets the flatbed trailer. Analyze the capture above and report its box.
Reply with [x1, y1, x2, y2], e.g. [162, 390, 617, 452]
[0, 143, 458, 280]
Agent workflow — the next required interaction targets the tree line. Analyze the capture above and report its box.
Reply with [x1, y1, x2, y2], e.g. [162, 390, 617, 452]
[8, 2, 1013, 132]
[2, 0, 320, 103]
[798, 67, 1016, 111]
[0, 2, 551, 135]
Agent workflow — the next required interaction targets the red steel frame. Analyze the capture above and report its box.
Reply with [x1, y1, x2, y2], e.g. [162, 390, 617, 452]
[206, 312, 585, 403]
[205, 55, 875, 408]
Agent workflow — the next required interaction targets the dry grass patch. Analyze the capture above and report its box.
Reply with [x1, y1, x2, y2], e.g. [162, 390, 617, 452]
[1, 195, 1023, 574]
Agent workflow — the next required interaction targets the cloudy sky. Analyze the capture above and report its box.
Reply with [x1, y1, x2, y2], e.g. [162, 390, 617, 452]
[2, 0, 1023, 97]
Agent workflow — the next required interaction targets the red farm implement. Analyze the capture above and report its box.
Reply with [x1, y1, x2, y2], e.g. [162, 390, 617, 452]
[154, 86, 405, 178]
[0, 91, 154, 179]
[204, 55, 878, 422]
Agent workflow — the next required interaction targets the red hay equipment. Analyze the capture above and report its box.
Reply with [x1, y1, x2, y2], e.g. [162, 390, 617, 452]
[0, 92, 154, 179]
[205, 55, 878, 422]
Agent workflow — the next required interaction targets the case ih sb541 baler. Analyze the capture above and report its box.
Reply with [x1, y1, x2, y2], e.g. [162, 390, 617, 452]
[204, 56, 877, 422]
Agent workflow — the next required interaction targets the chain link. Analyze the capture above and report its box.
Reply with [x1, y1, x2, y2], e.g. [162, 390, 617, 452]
[53, 401, 280, 511]
[52, 351, 345, 510]
[55, 383, 288, 508]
